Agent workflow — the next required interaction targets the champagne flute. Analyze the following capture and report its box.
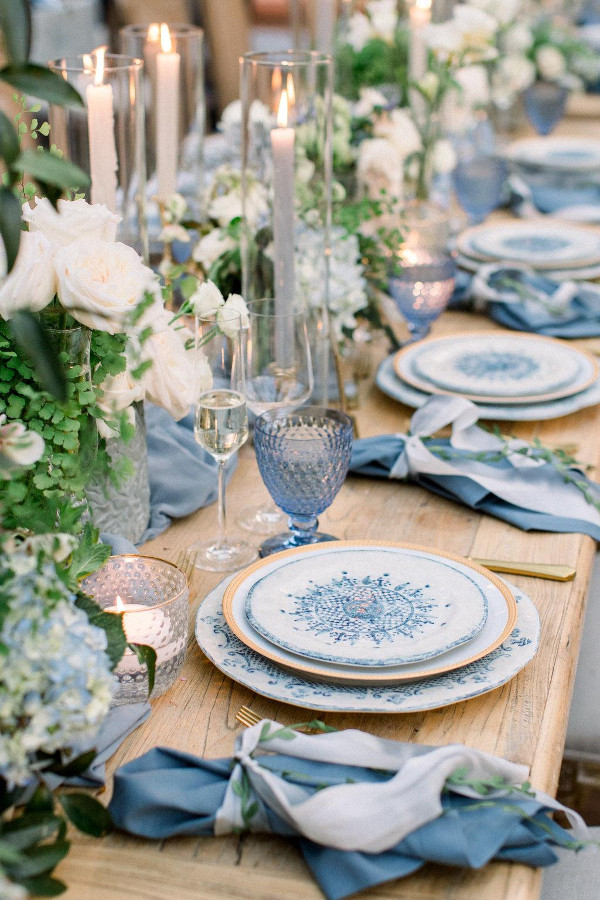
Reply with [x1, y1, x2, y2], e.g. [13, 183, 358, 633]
[237, 298, 313, 534]
[190, 309, 257, 572]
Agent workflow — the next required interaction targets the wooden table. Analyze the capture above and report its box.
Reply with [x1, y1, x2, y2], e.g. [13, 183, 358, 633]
[56, 307, 600, 899]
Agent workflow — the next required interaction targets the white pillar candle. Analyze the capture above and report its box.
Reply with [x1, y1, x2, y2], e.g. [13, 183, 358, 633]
[86, 47, 118, 211]
[409, 0, 432, 86]
[156, 23, 180, 202]
[270, 79, 296, 368]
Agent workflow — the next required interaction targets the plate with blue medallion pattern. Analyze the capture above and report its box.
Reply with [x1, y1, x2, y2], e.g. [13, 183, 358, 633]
[457, 223, 600, 270]
[197, 576, 539, 712]
[394, 332, 597, 404]
[224, 543, 515, 669]
[221, 543, 516, 685]
[503, 137, 600, 172]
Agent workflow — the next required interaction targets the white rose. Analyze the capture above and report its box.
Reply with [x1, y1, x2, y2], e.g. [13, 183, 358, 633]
[216, 302, 245, 338]
[95, 367, 144, 439]
[0, 231, 57, 319]
[22, 197, 120, 245]
[191, 280, 225, 317]
[142, 324, 195, 420]
[536, 45, 566, 81]
[192, 229, 236, 270]
[208, 192, 242, 227]
[223, 293, 249, 329]
[454, 64, 490, 107]
[55, 240, 158, 334]
[424, 21, 463, 58]
[357, 138, 404, 200]
[501, 23, 533, 54]
[164, 193, 188, 223]
[374, 108, 422, 159]
[492, 54, 536, 103]
[368, 0, 398, 42]
[431, 139, 457, 174]
[0, 415, 45, 469]
[353, 87, 388, 118]
[159, 223, 191, 244]
[346, 12, 373, 51]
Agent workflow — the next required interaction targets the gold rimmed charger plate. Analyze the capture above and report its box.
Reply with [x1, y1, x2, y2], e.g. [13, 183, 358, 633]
[222, 541, 517, 686]
[393, 331, 599, 406]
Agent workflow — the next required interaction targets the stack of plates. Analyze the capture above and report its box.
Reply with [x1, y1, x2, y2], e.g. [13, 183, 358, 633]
[457, 220, 600, 279]
[195, 541, 541, 714]
[377, 331, 600, 421]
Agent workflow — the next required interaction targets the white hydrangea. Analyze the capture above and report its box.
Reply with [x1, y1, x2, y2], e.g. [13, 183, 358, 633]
[0, 539, 115, 789]
[204, 165, 269, 229]
[296, 226, 368, 342]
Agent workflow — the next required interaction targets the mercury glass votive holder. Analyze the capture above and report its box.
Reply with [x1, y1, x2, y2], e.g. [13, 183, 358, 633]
[82, 555, 188, 706]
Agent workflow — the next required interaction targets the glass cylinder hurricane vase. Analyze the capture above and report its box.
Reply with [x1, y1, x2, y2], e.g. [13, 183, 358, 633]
[120, 24, 205, 254]
[48, 53, 147, 259]
[240, 50, 333, 404]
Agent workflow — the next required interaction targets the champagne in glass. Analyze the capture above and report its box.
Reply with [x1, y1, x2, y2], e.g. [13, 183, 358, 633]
[190, 311, 257, 572]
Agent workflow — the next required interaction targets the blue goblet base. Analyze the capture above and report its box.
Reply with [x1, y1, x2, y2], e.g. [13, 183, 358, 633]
[259, 531, 339, 558]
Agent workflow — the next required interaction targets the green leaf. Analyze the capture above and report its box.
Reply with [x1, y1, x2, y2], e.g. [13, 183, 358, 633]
[6, 840, 70, 878]
[2, 815, 62, 850]
[13, 149, 90, 192]
[8, 312, 68, 401]
[0, 185, 22, 272]
[74, 592, 127, 670]
[18, 875, 66, 897]
[0, 110, 20, 166]
[45, 748, 96, 778]
[58, 793, 112, 838]
[0, 0, 31, 65]
[0, 63, 83, 106]
[129, 643, 157, 695]
[68, 523, 111, 582]
[26, 784, 54, 814]
[0, 840, 25, 865]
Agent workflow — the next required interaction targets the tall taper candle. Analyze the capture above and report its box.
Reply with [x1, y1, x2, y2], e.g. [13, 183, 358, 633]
[314, 0, 336, 53]
[86, 47, 118, 210]
[156, 24, 180, 202]
[409, 0, 432, 109]
[270, 82, 295, 368]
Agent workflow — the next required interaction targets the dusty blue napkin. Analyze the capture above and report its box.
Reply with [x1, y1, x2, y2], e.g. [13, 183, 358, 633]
[109, 722, 587, 900]
[349, 396, 600, 541]
[141, 403, 235, 544]
[450, 265, 600, 337]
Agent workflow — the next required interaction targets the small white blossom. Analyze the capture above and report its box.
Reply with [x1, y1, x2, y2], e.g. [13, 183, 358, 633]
[159, 223, 191, 244]
[192, 229, 236, 271]
[0, 415, 45, 475]
[536, 45, 566, 81]
[163, 193, 188, 224]
[431, 139, 457, 174]
[353, 87, 389, 118]
[346, 12, 373, 52]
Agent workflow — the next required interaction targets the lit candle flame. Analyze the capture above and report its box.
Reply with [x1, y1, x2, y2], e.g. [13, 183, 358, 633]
[115, 594, 125, 612]
[415, 0, 431, 10]
[92, 46, 108, 86]
[160, 23, 173, 54]
[277, 89, 288, 128]
[147, 22, 160, 41]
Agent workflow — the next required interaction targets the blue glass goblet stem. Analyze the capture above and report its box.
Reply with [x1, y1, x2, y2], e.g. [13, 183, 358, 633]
[254, 407, 353, 557]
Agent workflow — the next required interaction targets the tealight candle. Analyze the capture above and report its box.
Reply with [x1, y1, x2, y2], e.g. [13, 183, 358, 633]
[104, 595, 168, 646]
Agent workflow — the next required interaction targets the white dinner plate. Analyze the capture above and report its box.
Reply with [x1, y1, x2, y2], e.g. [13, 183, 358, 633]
[394, 332, 597, 404]
[456, 251, 600, 282]
[457, 223, 600, 270]
[222, 544, 515, 685]
[376, 353, 600, 422]
[195, 577, 540, 713]
[503, 137, 600, 172]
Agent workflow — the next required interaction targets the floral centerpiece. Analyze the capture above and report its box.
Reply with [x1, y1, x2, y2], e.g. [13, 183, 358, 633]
[0, 197, 195, 538]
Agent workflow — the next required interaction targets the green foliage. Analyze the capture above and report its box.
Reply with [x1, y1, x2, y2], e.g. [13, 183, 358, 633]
[335, 30, 409, 100]
[128, 644, 157, 695]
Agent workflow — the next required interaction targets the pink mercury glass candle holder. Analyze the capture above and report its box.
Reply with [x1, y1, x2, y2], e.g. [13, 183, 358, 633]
[82, 555, 188, 705]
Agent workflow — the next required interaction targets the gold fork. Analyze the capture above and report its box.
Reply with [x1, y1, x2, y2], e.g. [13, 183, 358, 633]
[174, 549, 197, 586]
[236, 705, 263, 728]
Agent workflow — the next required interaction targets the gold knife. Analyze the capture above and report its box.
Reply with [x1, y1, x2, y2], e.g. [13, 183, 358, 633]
[469, 558, 576, 582]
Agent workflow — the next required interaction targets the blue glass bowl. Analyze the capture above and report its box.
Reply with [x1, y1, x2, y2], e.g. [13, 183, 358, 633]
[254, 406, 353, 556]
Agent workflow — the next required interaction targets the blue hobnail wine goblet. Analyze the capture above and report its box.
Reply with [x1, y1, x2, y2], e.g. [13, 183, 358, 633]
[523, 81, 568, 136]
[254, 407, 353, 557]
[452, 155, 508, 225]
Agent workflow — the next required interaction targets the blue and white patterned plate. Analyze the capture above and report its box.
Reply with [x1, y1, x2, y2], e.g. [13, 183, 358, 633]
[377, 353, 600, 422]
[222, 543, 515, 685]
[238, 544, 493, 667]
[503, 137, 600, 172]
[396, 333, 596, 403]
[458, 223, 600, 270]
[196, 577, 540, 713]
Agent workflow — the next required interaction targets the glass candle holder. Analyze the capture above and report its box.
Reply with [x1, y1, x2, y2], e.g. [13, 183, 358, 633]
[48, 51, 147, 259]
[120, 23, 205, 253]
[240, 50, 333, 404]
[82, 555, 189, 705]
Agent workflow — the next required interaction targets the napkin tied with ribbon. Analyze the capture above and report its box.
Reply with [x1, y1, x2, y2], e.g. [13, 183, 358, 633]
[350, 395, 600, 540]
[109, 720, 591, 900]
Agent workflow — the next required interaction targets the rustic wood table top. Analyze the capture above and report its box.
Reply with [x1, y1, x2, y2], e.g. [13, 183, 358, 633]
[57, 106, 600, 899]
